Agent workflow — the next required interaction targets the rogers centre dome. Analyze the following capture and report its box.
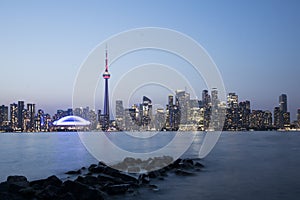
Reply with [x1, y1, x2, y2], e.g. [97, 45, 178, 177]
[52, 116, 91, 131]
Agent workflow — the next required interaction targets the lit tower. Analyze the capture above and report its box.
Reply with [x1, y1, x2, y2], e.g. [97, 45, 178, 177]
[102, 48, 111, 130]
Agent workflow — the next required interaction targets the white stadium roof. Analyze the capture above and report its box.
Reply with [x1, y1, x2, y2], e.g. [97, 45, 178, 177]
[52, 116, 91, 126]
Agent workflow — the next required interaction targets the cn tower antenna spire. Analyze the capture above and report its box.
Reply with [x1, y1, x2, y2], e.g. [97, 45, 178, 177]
[102, 45, 111, 131]
[105, 45, 108, 71]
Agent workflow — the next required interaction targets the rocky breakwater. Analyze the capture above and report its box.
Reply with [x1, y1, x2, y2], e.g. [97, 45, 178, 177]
[0, 156, 204, 200]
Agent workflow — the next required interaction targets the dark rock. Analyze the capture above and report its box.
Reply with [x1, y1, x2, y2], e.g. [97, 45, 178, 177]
[58, 192, 76, 200]
[144, 157, 168, 171]
[175, 169, 195, 176]
[30, 175, 62, 189]
[194, 162, 205, 168]
[158, 168, 167, 176]
[110, 172, 138, 184]
[148, 170, 161, 178]
[112, 162, 128, 171]
[103, 166, 120, 176]
[75, 175, 99, 187]
[18, 187, 35, 197]
[45, 175, 63, 187]
[128, 166, 140, 173]
[171, 158, 182, 169]
[0, 192, 23, 200]
[123, 157, 136, 165]
[88, 164, 97, 171]
[89, 165, 106, 174]
[97, 174, 122, 185]
[183, 159, 194, 165]
[36, 185, 60, 200]
[138, 174, 150, 184]
[0, 182, 8, 192]
[7, 176, 29, 192]
[98, 161, 107, 167]
[104, 184, 130, 195]
[7, 176, 28, 183]
[65, 169, 81, 175]
[81, 167, 86, 170]
[62, 180, 103, 200]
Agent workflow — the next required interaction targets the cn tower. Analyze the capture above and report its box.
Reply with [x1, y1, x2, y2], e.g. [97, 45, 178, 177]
[102, 48, 110, 130]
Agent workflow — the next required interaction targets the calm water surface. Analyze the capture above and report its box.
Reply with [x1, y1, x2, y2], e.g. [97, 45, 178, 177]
[0, 131, 300, 200]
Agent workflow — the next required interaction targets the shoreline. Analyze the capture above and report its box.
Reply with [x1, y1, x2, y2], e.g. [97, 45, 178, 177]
[0, 158, 204, 200]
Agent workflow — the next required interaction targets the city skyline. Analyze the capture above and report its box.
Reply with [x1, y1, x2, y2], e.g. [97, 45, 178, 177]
[1, 89, 299, 132]
[0, 1, 299, 120]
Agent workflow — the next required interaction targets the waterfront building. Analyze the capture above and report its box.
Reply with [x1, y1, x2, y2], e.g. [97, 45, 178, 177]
[140, 96, 153, 129]
[297, 109, 300, 128]
[10, 103, 18, 131]
[225, 93, 239, 130]
[115, 100, 124, 130]
[239, 101, 251, 130]
[0, 105, 9, 127]
[17, 101, 25, 131]
[279, 94, 287, 113]
[176, 90, 190, 124]
[27, 103, 35, 131]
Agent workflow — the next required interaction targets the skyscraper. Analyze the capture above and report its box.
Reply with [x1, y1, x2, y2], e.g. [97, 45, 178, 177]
[115, 100, 124, 130]
[141, 96, 152, 128]
[225, 93, 239, 130]
[0, 105, 8, 127]
[227, 93, 238, 109]
[297, 109, 300, 128]
[274, 106, 282, 128]
[202, 90, 211, 107]
[176, 90, 190, 124]
[27, 103, 35, 131]
[10, 103, 18, 130]
[211, 88, 219, 107]
[17, 101, 24, 131]
[279, 94, 287, 113]
[239, 101, 251, 129]
[278, 94, 290, 129]
[102, 48, 111, 131]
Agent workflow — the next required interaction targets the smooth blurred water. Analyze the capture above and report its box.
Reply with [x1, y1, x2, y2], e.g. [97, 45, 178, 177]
[136, 131, 300, 200]
[1, 131, 300, 200]
[0, 131, 203, 182]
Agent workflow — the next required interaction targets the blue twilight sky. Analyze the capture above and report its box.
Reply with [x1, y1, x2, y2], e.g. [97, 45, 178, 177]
[0, 0, 299, 120]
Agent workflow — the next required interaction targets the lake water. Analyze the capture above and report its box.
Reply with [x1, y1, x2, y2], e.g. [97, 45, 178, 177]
[1, 131, 300, 199]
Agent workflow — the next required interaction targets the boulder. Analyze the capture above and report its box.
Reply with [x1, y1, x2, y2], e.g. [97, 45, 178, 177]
[57, 192, 76, 200]
[138, 174, 150, 184]
[110, 172, 138, 184]
[88, 164, 97, 171]
[18, 187, 35, 198]
[89, 165, 106, 174]
[75, 175, 99, 187]
[104, 184, 130, 195]
[128, 166, 140, 173]
[0, 192, 23, 200]
[7, 176, 29, 193]
[36, 185, 60, 200]
[62, 180, 103, 200]
[97, 174, 126, 186]
[65, 169, 81, 175]
[30, 175, 62, 189]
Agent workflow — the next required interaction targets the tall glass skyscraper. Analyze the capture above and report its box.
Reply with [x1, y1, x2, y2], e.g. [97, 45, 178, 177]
[279, 94, 287, 113]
